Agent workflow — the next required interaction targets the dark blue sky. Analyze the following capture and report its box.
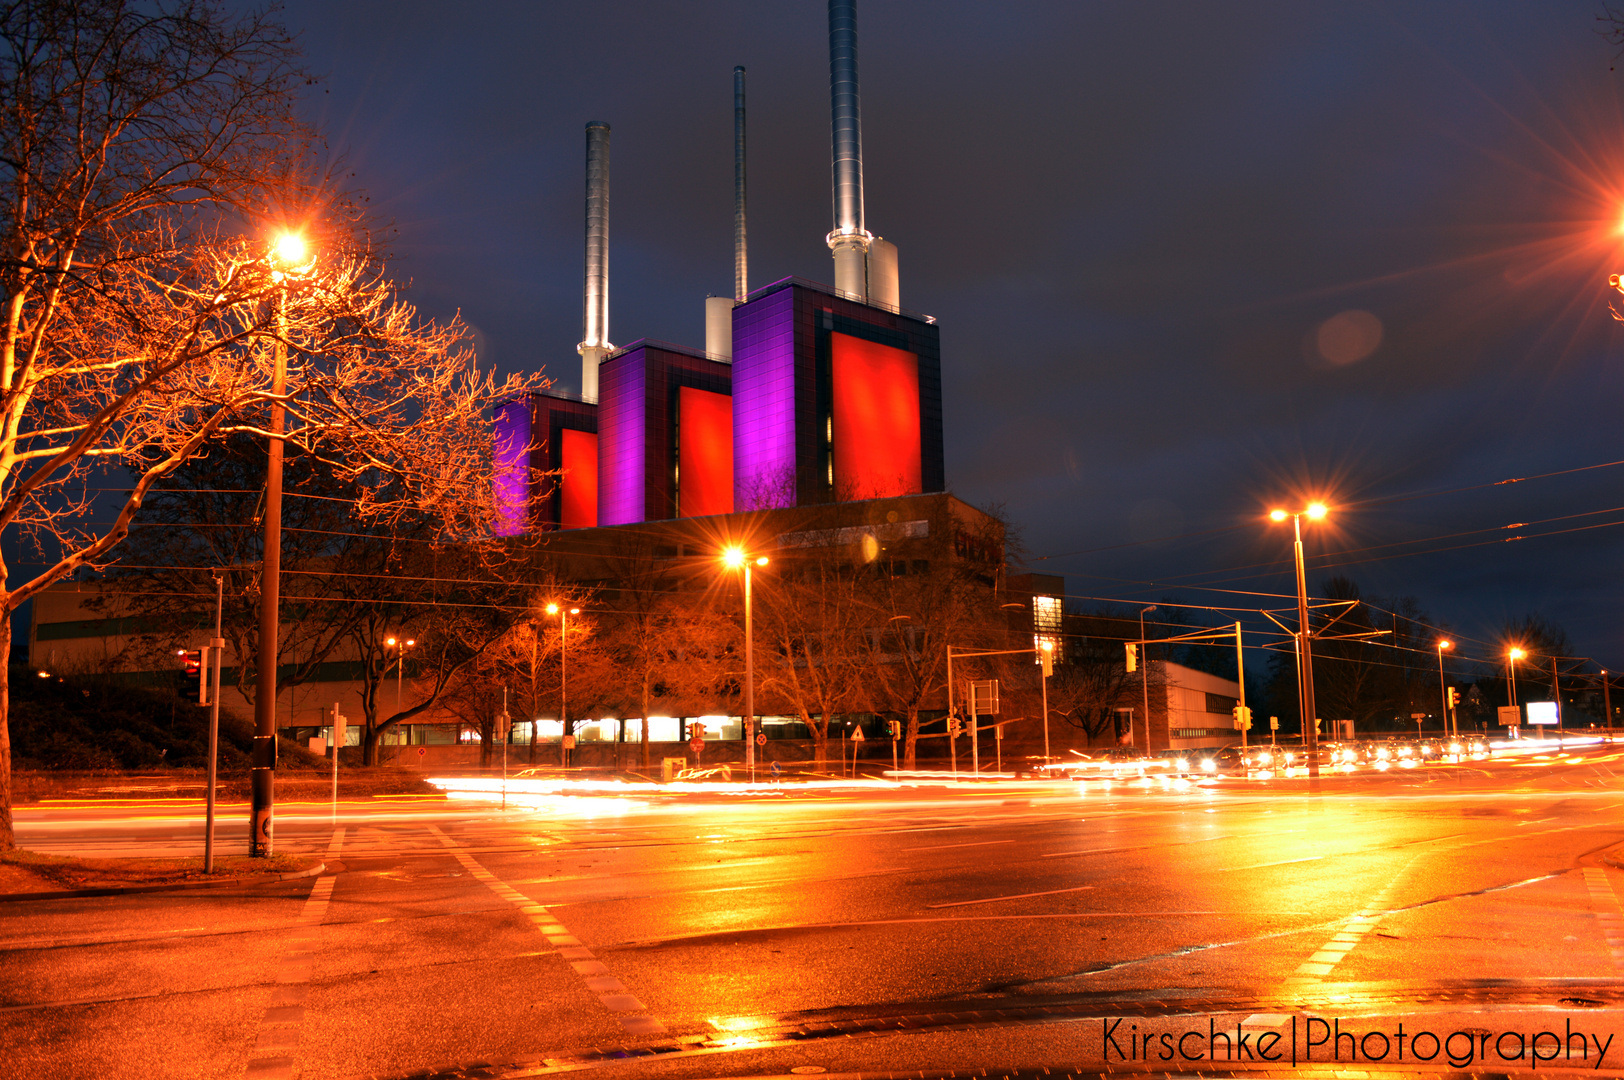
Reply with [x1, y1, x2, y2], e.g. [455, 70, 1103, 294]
[274, 0, 1624, 673]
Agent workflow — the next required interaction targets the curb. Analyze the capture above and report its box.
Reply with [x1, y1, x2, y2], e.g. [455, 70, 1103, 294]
[0, 860, 326, 903]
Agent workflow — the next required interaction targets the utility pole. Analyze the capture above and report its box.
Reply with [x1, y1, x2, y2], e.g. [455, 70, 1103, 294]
[204, 574, 225, 873]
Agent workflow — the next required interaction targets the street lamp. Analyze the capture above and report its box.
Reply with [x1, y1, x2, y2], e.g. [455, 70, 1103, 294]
[251, 229, 312, 857]
[546, 603, 579, 766]
[1436, 640, 1452, 737]
[1039, 639, 1054, 763]
[1507, 648, 1525, 725]
[1138, 605, 1156, 750]
[722, 546, 768, 782]
[1269, 502, 1328, 776]
[385, 636, 417, 719]
[1604, 669, 1612, 730]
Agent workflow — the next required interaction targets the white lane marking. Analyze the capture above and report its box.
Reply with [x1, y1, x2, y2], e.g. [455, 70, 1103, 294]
[1042, 834, 1237, 858]
[927, 884, 1096, 909]
[1582, 866, 1624, 970]
[1219, 855, 1326, 872]
[427, 824, 664, 1037]
[1287, 853, 1421, 982]
[243, 873, 337, 1079]
[904, 839, 1017, 851]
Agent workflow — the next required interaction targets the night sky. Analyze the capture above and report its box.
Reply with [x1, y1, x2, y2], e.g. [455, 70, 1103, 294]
[273, 0, 1624, 673]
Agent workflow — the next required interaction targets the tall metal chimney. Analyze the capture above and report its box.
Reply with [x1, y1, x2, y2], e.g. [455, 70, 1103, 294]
[826, 0, 870, 300]
[578, 120, 611, 403]
[733, 66, 748, 302]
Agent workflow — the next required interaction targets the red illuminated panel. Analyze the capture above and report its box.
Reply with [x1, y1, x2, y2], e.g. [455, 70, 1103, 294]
[560, 429, 598, 530]
[679, 386, 734, 518]
[831, 332, 921, 500]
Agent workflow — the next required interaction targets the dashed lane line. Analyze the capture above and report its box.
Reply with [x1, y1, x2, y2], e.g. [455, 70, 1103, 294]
[1582, 865, 1624, 971]
[1287, 853, 1421, 983]
[242, 826, 345, 1080]
[426, 824, 665, 1037]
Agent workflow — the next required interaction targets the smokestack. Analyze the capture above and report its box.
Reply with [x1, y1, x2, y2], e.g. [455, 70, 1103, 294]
[579, 120, 611, 403]
[826, 0, 870, 300]
[734, 66, 748, 302]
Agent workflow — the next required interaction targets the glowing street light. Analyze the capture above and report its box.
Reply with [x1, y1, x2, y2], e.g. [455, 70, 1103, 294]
[1269, 503, 1330, 776]
[1507, 647, 1526, 715]
[385, 636, 417, 719]
[252, 229, 314, 857]
[545, 603, 580, 766]
[721, 546, 769, 782]
[1437, 640, 1453, 737]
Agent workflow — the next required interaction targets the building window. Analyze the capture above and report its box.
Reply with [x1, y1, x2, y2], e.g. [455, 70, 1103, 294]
[1205, 692, 1238, 716]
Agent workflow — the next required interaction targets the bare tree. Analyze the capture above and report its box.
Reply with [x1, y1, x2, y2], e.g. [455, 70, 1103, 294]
[857, 510, 1007, 769]
[0, 1, 546, 846]
[754, 549, 866, 769]
[1046, 614, 1165, 748]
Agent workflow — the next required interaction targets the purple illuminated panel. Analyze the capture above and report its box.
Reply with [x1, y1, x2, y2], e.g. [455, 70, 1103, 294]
[492, 398, 531, 536]
[732, 288, 797, 509]
[596, 348, 646, 527]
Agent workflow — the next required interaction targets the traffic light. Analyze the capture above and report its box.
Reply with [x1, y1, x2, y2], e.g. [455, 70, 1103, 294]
[888, 719, 902, 739]
[1231, 705, 1252, 731]
[1447, 687, 1459, 708]
[1125, 643, 1138, 672]
[179, 648, 207, 704]
[948, 715, 963, 737]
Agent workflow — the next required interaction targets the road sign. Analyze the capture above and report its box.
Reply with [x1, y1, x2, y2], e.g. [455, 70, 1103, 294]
[969, 680, 1000, 715]
[1410, 713, 1427, 721]
[852, 726, 865, 742]
[1269, 716, 1279, 730]
[755, 731, 766, 746]
[416, 747, 426, 757]
[689, 736, 704, 753]
[562, 734, 576, 749]
[1497, 705, 1521, 726]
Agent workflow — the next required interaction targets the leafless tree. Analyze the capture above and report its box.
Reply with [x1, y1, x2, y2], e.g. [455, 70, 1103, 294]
[754, 549, 867, 768]
[0, 1, 547, 846]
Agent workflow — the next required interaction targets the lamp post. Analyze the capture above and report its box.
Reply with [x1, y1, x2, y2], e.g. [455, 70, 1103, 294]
[1039, 639, 1053, 763]
[1138, 605, 1156, 749]
[546, 603, 579, 766]
[1604, 669, 1612, 730]
[1507, 647, 1525, 734]
[723, 547, 768, 782]
[251, 230, 311, 857]
[385, 636, 417, 719]
[1436, 640, 1452, 737]
[1269, 502, 1328, 776]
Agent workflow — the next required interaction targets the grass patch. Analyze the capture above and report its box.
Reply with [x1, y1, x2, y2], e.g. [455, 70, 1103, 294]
[0, 847, 321, 893]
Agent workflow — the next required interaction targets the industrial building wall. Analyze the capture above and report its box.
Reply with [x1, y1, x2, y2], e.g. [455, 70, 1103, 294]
[598, 342, 732, 525]
[732, 280, 943, 511]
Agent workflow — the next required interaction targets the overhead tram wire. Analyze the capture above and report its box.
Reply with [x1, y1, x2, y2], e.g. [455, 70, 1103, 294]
[1027, 454, 1624, 566]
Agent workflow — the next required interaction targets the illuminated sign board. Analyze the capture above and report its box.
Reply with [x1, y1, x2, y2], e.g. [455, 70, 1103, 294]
[1525, 701, 1559, 725]
[678, 386, 733, 518]
[559, 429, 598, 530]
[831, 332, 921, 500]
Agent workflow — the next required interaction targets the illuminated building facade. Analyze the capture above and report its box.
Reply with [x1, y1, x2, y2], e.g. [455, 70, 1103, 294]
[733, 278, 943, 510]
[597, 340, 733, 525]
[494, 391, 598, 534]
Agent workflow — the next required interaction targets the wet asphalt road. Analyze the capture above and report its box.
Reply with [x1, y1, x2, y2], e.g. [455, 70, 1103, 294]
[6, 752, 1624, 1079]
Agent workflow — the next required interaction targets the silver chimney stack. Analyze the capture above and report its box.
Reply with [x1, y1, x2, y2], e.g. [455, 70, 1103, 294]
[733, 65, 748, 302]
[578, 120, 612, 403]
[826, 0, 871, 300]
